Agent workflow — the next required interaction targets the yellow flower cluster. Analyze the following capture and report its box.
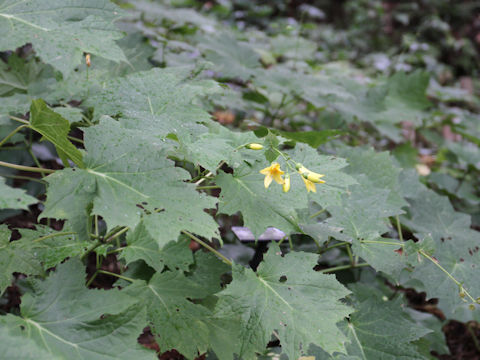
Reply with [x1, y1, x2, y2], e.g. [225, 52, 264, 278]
[259, 162, 325, 193]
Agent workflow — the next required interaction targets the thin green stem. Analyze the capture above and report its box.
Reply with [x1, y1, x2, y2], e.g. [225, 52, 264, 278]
[105, 226, 129, 243]
[277, 235, 288, 246]
[97, 270, 134, 283]
[346, 244, 354, 265]
[0, 161, 55, 174]
[309, 208, 327, 219]
[0, 173, 47, 184]
[68, 135, 84, 144]
[320, 241, 350, 254]
[195, 160, 225, 186]
[86, 272, 98, 287]
[395, 215, 403, 242]
[419, 249, 476, 303]
[181, 230, 232, 266]
[81, 241, 101, 260]
[33, 231, 76, 243]
[0, 125, 28, 147]
[361, 239, 404, 246]
[288, 236, 294, 250]
[9, 116, 29, 125]
[320, 262, 370, 273]
[25, 142, 47, 177]
[196, 185, 220, 190]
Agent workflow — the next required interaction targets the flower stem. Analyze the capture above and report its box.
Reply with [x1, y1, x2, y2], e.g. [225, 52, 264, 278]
[181, 230, 232, 266]
[395, 215, 403, 242]
[32, 231, 76, 243]
[419, 249, 476, 303]
[9, 116, 29, 125]
[97, 270, 134, 283]
[320, 262, 370, 273]
[0, 125, 29, 147]
[0, 160, 55, 174]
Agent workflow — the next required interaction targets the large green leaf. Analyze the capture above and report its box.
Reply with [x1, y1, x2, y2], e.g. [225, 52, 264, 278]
[0, 0, 126, 77]
[0, 259, 156, 360]
[124, 271, 213, 359]
[340, 296, 430, 359]
[41, 116, 219, 242]
[87, 68, 221, 141]
[0, 176, 38, 210]
[213, 243, 352, 359]
[401, 184, 480, 319]
[29, 99, 84, 167]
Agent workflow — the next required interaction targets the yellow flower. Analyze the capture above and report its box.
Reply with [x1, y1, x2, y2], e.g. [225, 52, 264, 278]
[301, 176, 317, 193]
[296, 163, 325, 185]
[282, 174, 291, 193]
[305, 172, 325, 184]
[260, 162, 284, 188]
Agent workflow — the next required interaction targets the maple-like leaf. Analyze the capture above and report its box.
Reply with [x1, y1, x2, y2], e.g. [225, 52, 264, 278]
[0, 259, 156, 360]
[124, 271, 213, 359]
[0, 0, 127, 77]
[86, 68, 221, 141]
[213, 243, 352, 359]
[41, 116, 219, 242]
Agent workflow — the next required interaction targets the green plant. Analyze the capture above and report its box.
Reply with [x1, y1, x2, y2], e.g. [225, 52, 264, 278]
[1, 0, 479, 359]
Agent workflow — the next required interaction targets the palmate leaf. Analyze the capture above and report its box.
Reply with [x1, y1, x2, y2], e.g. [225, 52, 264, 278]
[213, 243, 352, 359]
[41, 116, 219, 242]
[124, 271, 213, 359]
[87, 67, 221, 141]
[0, 0, 127, 77]
[29, 99, 84, 167]
[0, 176, 38, 210]
[400, 183, 480, 319]
[312, 284, 431, 360]
[0, 259, 156, 360]
[340, 297, 431, 360]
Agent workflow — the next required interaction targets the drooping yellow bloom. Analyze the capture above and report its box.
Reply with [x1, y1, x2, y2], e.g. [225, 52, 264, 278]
[282, 174, 291, 193]
[305, 172, 325, 184]
[301, 176, 317, 193]
[297, 163, 325, 184]
[260, 162, 284, 189]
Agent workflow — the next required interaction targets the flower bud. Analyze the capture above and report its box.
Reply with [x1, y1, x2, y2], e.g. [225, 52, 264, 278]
[459, 290, 466, 299]
[246, 143, 263, 150]
[283, 174, 291, 193]
[306, 172, 325, 183]
[469, 304, 476, 311]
